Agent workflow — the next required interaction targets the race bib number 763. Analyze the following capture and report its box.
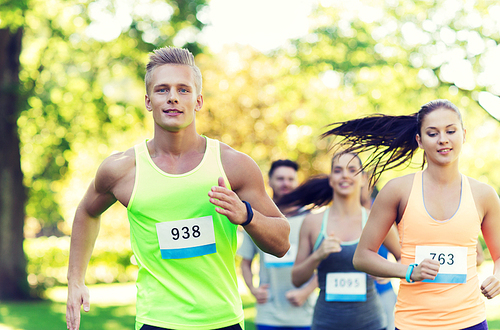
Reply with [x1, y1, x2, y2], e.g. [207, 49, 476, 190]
[415, 245, 467, 284]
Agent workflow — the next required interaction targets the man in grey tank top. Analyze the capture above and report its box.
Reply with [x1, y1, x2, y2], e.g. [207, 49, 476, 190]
[238, 160, 316, 330]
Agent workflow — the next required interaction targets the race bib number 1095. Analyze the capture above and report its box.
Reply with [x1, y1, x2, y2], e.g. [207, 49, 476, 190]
[325, 272, 366, 302]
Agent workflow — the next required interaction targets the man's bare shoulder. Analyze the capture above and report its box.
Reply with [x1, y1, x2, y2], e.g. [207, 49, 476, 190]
[99, 147, 135, 172]
[219, 142, 261, 188]
[95, 147, 136, 193]
[219, 142, 254, 166]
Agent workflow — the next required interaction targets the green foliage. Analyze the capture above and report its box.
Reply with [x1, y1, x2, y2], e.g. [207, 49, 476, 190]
[271, 0, 500, 187]
[189, 0, 499, 189]
[0, 0, 28, 29]
[24, 236, 136, 297]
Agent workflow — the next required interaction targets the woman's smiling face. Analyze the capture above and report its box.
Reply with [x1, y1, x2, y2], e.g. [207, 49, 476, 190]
[416, 108, 466, 167]
[329, 153, 364, 198]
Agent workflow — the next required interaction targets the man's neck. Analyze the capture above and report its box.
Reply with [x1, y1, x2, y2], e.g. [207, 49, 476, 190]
[151, 124, 202, 156]
[147, 126, 206, 175]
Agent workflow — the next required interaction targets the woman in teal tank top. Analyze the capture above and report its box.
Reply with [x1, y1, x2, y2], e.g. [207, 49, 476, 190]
[278, 153, 400, 330]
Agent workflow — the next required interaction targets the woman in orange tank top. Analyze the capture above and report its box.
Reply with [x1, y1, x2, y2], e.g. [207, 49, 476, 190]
[323, 99, 500, 330]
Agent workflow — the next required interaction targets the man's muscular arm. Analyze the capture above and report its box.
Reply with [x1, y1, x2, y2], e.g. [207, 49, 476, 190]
[66, 150, 134, 330]
[210, 144, 290, 257]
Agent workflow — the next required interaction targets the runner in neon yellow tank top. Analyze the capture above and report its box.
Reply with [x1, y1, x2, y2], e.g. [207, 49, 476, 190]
[66, 46, 290, 330]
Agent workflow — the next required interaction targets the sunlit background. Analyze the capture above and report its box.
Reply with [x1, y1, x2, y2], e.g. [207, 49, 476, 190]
[82, 0, 500, 92]
[84, 0, 312, 51]
[81, 0, 500, 119]
[1, 0, 500, 328]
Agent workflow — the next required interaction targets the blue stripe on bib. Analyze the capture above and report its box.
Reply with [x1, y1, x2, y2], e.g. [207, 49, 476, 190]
[423, 273, 466, 284]
[160, 243, 217, 259]
[264, 261, 294, 268]
[326, 293, 367, 302]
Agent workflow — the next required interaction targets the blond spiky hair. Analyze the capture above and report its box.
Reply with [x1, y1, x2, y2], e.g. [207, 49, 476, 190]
[145, 46, 202, 95]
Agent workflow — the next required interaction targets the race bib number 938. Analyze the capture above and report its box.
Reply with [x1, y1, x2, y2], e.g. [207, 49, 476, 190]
[156, 216, 216, 259]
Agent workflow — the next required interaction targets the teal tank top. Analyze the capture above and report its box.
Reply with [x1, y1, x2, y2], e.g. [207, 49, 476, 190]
[313, 207, 368, 251]
[127, 137, 244, 329]
[312, 207, 386, 329]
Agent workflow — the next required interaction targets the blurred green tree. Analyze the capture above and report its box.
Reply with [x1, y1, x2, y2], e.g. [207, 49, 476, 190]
[283, 0, 500, 187]
[0, 0, 30, 301]
[196, 0, 500, 188]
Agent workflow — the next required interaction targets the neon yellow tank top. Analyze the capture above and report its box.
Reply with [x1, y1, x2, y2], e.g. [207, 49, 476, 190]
[127, 137, 244, 329]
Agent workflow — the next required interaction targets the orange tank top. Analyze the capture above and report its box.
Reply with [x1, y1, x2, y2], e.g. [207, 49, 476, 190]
[395, 171, 485, 330]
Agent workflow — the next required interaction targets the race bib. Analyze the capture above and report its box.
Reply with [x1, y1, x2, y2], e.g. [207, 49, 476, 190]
[156, 216, 216, 259]
[263, 244, 297, 268]
[415, 245, 467, 284]
[325, 272, 366, 302]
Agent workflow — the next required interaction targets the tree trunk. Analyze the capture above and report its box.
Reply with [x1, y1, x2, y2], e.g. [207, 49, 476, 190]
[0, 27, 30, 300]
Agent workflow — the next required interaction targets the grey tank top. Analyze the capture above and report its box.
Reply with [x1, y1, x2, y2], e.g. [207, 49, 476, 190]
[312, 208, 386, 330]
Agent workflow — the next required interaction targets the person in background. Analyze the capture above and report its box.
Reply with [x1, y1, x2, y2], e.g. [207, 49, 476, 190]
[238, 159, 316, 330]
[327, 99, 500, 329]
[66, 46, 290, 330]
[280, 152, 400, 330]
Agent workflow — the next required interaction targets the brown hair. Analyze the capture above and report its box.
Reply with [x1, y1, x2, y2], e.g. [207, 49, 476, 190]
[322, 99, 463, 186]
[145, 46, 202, 95]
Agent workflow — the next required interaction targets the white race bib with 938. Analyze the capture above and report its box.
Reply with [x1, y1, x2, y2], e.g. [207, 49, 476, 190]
[263, 244, 297, 268]
[325, 272, 366, 301]
[156, 216, 216, 259]
[415, 245, 467, 284]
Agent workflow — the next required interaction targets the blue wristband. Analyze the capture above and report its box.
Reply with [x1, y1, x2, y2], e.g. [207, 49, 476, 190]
[406, 263, 418, 283]
[241, 201, 253, 226]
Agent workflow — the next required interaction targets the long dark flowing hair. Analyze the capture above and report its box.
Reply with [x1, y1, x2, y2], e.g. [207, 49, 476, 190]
[322, 99, 463, 186]
[277, 153, 362, 210]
